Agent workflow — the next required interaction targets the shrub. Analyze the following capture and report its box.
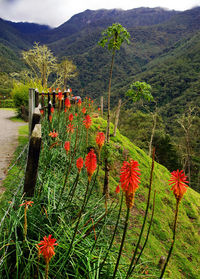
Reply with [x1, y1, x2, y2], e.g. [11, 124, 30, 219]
[11, 82, 29, 119]
[0, 98, 15, 108]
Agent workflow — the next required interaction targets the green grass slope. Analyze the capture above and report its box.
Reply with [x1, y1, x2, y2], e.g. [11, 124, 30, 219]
[0, 110, 199, 278]
[92, 117, 200, 279]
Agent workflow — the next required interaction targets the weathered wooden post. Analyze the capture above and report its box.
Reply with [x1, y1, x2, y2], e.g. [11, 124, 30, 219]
[28, 88, 36, 137]
[113, 99, 122, 136]
[31, 107, 41, 133]
[35, 89, 39, 107]
[53, 90, 56, 108]
[41, 91, 45, 109]
[63, 91, 67, 110]
[24, 124, 42, 196]
[101, 96, 103, 117]
[48, 92, 51, 122]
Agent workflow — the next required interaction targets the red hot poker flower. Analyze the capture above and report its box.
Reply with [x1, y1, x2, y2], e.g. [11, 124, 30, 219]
[82, 107, 86, 114]
[115, 185, 120, 194]
[38, 235, 58, 264]
[69, 113, 73, 122]
[169, 169, 189, 201]
[76, 157, 84, 172]
[120, 159, 141, 208]
[64, 141, 70, 154]
[78, 99, 82, 107]
[96, 132, 105, 149]
[51, 107, 54, 114]
[49, 115, 52, 122]
[85, 149, 97, 182]
[65, 98, 71, 109]
[58, 91, 63, 101]
[20, 200, 34, 207]
[67, 123, 75, 134]
[49, 130, 58, 138]
[83, 115, 92, 129]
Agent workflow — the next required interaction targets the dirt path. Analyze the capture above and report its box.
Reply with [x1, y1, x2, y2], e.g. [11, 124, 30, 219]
[0, 109, 27, 194]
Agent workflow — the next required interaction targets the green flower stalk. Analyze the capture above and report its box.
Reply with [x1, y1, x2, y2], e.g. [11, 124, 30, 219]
[160, 169, 189, 278]
[19, 200, 34, 239]
[112, 159, 141, 278]
[126, 148, 155, 278]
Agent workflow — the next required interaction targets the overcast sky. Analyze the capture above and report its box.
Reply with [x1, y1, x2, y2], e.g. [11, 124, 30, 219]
[0, 0, 200, 27]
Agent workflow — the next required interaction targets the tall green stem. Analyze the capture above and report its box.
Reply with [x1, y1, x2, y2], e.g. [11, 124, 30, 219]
[159, 199, 179, 279]
[99, 193, 123, 272]
[103, 50, 115, 208]
[126, 148, 155, 278]
[66, 180, 90, 258]
[129, 191, 156, 276]
[112, 207, 130, 279]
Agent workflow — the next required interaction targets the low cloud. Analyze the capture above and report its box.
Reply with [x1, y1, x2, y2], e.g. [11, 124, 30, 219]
[0, 0, 199, 27]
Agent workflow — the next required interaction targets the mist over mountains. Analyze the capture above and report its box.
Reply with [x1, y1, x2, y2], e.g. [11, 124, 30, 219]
[0, 6, 200, 110]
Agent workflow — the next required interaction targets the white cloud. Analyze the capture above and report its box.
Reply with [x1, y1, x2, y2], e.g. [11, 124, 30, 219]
[0, 0, 200, 27]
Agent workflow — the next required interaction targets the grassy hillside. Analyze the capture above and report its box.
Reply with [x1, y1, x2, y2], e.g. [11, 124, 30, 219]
[92, 117, 200, 279]
[1, 106, 199, 278]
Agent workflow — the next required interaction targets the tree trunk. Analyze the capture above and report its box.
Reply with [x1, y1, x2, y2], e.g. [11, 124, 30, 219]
[149, 112, 157, 157]
[104, 51, 115, 200]
[106, 51, 115, 143]
[113, 99, 122, 137]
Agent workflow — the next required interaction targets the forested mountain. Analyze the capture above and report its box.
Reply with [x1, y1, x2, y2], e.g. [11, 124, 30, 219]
[0, 6, 200, 190]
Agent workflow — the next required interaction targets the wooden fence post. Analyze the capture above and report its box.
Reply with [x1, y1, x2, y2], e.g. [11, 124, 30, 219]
[31, 107, 41, 133]
[24, 124, 42, 196]
[35, 89, 39, 107]
[29, 88, 36, 137]
[48, 92, 51, 122]
[53, 90, 56, 108]
[101, 96, 103, 117]
[113, 99, 122, 137]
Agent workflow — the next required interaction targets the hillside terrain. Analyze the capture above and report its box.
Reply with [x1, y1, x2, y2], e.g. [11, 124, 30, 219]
[0, 6, 199, 191]
[0, 108, 200, 278]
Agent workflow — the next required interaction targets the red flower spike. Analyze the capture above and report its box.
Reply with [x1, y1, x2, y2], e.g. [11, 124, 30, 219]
[78, 99, 82, 107]
[65, 98, 71, 109]
[83, 115, 92, 129]
[58, 91, 63, 101]
[38, 234, 58, 264]
[120, 160, 141, 194]
[98, 107, 101, 111]
[85, 149, 97, 182]
[169, 169, 189, 201]
[51, 107, 54, 114]
[64, 141, 70, 154]
[67, 123, 75, 134]
[75, 113, 78, 117]
[49, 88, 52, 93]
[96, 132, 105, 149]
[40, 109, 44, 115]
[76, 157, 84, 172]
[69, 113, 73, 122]
[82, 107, 86, 114]
[20, 200, 34, 207]
[115, 185, 120, 194]
[49, 115, 52, 122]
[49, 130, 58, 138]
